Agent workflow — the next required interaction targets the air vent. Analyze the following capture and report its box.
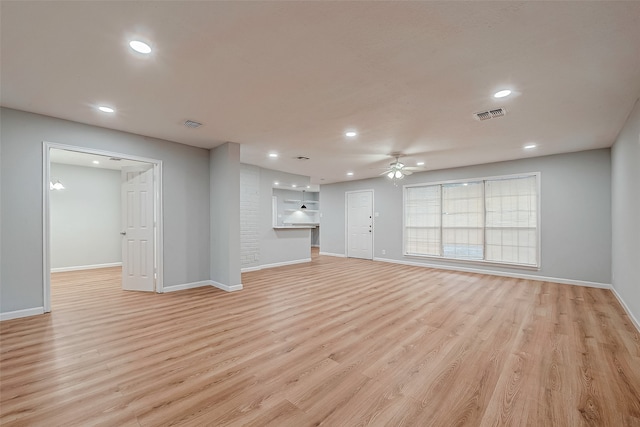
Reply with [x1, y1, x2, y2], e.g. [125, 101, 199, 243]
[490, 108, 505, 118]
[109, 157, 122, 161]
[294, 156, 310, 161]
[184, 120, 202, 128]
[474, 108, 507, 121]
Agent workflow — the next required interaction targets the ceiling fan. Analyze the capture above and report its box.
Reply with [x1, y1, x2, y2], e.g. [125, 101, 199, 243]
[380, 155, 423, 181]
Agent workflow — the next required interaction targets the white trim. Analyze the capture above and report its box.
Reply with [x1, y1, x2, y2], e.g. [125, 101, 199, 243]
[1, 307, 45, 321]
[610, 287, 640, 333]
[163, 280, 212, 293]
[43, 144, 51, 312]
[372, 257, 611, 289]
[210, 281, 243, 292]
[319, 252, 347, 258]
[311, 244, 320, 248]
[241, 258, 312, 272]
[163, 280, 244, 293]
[43, 141, 165, 309]
[403, 171, 542, 189]
[51, 262, 122, 273]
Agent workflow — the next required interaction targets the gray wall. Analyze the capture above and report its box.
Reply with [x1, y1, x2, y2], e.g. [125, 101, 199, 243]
[50, 163, 121, 269]
[611, 98, 640, 323]
[210, 143, 241, 287]
[239, 164, 311, 270]
[320, 149, 612, 284]
[0, 108, 211, 313]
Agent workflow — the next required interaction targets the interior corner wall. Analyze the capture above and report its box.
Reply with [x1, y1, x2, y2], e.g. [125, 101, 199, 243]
[210, 143, 241, 287]
[239, 164, 312, 270]
[50, 163, 121, 269]
[258, 167, 311, 267]
[0, 108, 211, 314]
[611, 98, 640, 325]
[320, 149, 612, 285]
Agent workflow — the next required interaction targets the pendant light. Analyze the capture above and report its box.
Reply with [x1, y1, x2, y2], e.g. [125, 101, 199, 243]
[301, 190, 307, 209]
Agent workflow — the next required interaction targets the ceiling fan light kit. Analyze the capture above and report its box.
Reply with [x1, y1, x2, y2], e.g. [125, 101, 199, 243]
[382, 155, 423, 184]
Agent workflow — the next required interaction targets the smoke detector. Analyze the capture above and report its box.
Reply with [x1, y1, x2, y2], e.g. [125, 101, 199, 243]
[184, 120, 203, 128]
[474, 108, 507, 121]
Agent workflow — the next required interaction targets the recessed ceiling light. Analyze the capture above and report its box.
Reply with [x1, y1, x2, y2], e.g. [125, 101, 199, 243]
[129, 40, 152, 54]
[269, 153, 278, 158]
[417, 161, 425, 166]
[274, 181, 279, 186]
[345, 131, 357, 137]
[494, 89, 512, 98]
[92, 160, 100, 165]
[98, 106, 114, 113]
[347, 172, 354, 176]
[292, 184, 297, 188]
[524, 144, 537, 150]
[306, 185, 310, 189]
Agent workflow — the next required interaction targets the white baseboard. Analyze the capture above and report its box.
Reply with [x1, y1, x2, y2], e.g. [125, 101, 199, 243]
[319, 252, 346, 258]
[241, 258, 311, 273]
[164, 280, 243, 293]
[163, 280, 212, 293]
[211, 281, 243, 292]
[610, 287, 640, 333]
[311, 244, 320, 248]
[372, 257, 612, 289]
[1, 307, 45, 321]
[51, 262, 122, 273]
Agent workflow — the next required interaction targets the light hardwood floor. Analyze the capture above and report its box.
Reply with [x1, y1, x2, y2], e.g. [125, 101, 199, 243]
[1, 253, 639, 426]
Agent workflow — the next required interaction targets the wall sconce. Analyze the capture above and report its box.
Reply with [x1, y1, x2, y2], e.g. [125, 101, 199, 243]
[50, 180, 65, 190]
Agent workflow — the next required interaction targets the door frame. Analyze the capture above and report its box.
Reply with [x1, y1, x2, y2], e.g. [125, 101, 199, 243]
[42, 141, 164, 312]
[344, 189, 374, 259]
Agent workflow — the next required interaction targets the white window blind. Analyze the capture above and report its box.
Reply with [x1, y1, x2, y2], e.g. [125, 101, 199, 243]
[405, 185, 441, 256]
[485, 175, 537, 265]
[404, 173, 539, 267]
[442, 182, 484, 260]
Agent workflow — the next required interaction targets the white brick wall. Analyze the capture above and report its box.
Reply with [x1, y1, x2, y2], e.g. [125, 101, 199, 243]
[240, 165, 260, 266]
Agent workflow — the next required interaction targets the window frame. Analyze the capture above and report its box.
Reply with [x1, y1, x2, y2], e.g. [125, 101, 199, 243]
[402, 172, 541, 270]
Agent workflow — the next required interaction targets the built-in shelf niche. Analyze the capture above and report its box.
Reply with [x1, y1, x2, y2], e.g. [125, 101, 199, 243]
[272, 188, 320, 227]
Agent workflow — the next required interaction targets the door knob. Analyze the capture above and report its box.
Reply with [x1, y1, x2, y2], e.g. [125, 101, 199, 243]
[120, 231, 127, 236]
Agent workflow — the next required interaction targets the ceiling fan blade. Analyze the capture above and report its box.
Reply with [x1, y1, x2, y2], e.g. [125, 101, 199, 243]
[379, 170, 393, 176]
[403, 170, 414, 176]
[403, 167, 425, 172]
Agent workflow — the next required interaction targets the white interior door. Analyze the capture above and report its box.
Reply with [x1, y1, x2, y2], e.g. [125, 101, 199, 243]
[121, 165, 155, 292]
[347, 191, 373, 259]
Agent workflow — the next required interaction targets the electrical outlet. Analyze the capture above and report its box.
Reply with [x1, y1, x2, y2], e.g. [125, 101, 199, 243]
[382, 249, 386, 255]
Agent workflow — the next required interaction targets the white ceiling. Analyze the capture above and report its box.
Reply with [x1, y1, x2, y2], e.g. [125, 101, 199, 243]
[2, 2, 639, 184]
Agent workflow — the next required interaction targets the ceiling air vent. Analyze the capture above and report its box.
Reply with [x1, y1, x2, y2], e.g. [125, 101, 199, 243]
[474, 108, 507, 121]
[295, 156, 310, 161]
[184, 120, 202, 128]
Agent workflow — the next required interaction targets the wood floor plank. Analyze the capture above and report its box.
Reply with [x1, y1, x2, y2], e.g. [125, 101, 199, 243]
[1, 251, 639, 426]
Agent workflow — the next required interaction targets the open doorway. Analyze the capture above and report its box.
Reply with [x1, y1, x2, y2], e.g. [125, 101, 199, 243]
[43, 142, 164, 312]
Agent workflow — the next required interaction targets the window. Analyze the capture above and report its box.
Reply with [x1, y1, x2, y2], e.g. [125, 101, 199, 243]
[404, 173, 539, 267]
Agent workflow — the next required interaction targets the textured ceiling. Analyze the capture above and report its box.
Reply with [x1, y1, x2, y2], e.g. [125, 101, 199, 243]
[2, 2, 639, 184]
